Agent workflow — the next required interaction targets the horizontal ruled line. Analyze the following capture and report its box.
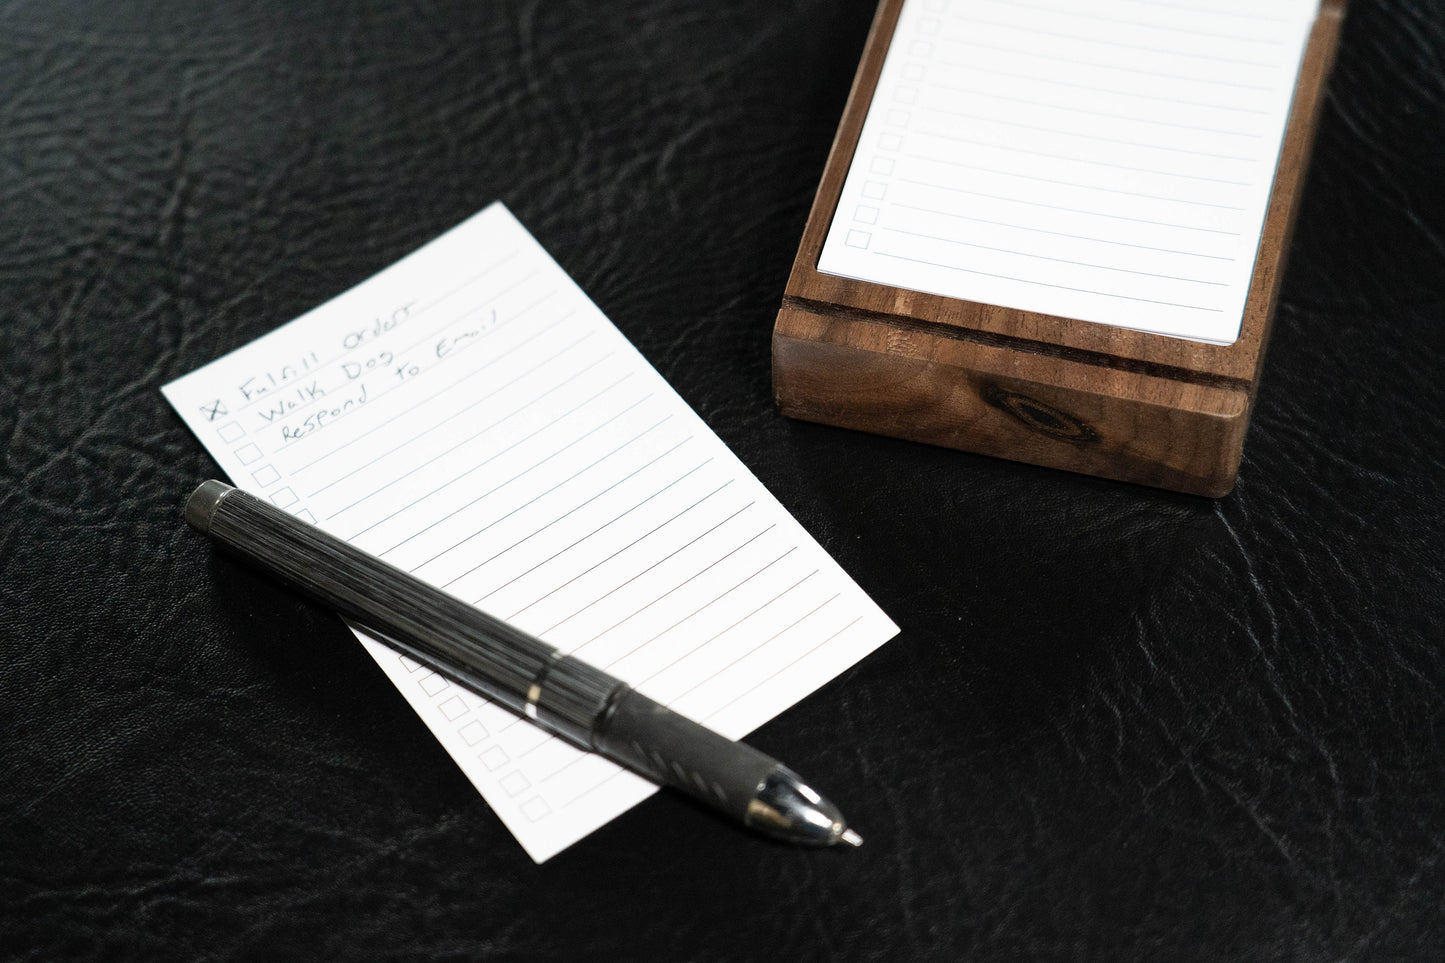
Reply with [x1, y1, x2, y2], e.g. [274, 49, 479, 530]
[874, 250, 1225, 312]
[972, 0, 1292, 42]
[506, 483, 742, 622]
[944, 18, 1279, 68]
[912, 128, 1251, 185]
[384, 393, 656, 563]
[594, 545, 799, 666]
[1118, 0, 1293, 25]
[702, 616, 864, 723]
[904, 152, 1248, 210]
[922, 81, 1263, 138]
[337, 359, 623, 531]
[896, 177, 1241, 236]
[569, 529, 782, 653]
[439, 428, 687, 592]
[293, 309, 578, 480]
[302, 315, 581, 493]
[881, 227, 1229, 286]
[926, 58, 1273, 115]
[890, 202, 1234, 261]
[535, 486, 747, 638]
[628, 572, 822, 688]
[486, 491, 754, 751]
[916, 103, 1257, 161]
[428, 411, 672, 584]
[386, 271, 541, 361]
[471, 436, 699, 603]
[670, 592, 839, 705]
[938, 37, 1273, 91]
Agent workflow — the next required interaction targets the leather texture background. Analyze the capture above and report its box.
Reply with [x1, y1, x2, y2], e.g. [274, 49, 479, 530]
[2, 1, 1442, 959]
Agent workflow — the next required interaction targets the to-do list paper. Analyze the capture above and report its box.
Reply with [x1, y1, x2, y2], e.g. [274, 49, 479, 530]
[164, 204, 898, 862]
[818, 0, 1321, 344]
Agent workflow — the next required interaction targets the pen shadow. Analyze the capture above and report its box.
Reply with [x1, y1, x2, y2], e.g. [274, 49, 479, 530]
[203, 552, 474, 798]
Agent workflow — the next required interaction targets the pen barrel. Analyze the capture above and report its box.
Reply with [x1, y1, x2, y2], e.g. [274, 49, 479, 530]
[191, 482, 563, 719]
[187, 482, 852, 844]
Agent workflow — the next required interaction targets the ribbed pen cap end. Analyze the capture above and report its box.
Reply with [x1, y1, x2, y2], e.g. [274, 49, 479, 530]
[185, 480, 235, 533]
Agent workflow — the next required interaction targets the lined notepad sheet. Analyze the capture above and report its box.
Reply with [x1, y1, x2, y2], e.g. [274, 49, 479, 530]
[163, 204, 897, 862]
[817, 0, 1320, 344]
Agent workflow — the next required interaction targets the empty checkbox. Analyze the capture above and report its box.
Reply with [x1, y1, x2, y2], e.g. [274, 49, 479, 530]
[894, 86, 918, 105]
[234, 443, 262, 465]
[855, 205, 880, 225]
[459, 720, 489, 745]
[269, 487, 298, 509]
[870, 157, 896, 175]
[521, 797, 551, 822]
[846, 230, 872, 249]
[886, 109, 911, 128]
[479, 746, 509, 771]
[419, 672, 449, 696]
[439, 695, 468, 721]
[293, 509, 317, 524]
[218, 422, 245, 443]
[500, 772, 531, 797]
[862, 181, 888, 200]
[251, 465, 280, 487]
[399, 654, 422, 672]
[879, 132, 903, 151]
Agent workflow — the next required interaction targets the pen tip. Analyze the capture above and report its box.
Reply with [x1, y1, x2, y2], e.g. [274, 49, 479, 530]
[839, 828, 863, 848]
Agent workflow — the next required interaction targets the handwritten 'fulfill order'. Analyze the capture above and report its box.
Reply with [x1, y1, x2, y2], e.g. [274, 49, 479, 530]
[163, 203, 898, 863]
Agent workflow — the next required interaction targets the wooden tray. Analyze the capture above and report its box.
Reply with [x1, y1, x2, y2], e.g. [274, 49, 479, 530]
[773, 0, 1347, 496]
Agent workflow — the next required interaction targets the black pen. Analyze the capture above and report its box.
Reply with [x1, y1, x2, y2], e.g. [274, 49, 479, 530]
[185, 480, 862, 848]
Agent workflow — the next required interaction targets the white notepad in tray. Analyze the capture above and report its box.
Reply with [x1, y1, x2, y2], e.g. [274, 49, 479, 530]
[818, 0, 1320, 344]
[163, 203, 898, 862]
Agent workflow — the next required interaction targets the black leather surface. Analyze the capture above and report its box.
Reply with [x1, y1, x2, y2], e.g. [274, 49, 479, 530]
[3, 1, 1443, 959]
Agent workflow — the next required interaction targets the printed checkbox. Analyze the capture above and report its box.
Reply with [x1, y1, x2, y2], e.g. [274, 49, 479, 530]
[521, 797, 552, 823]
[894, 86, 919, 105]
[903, 63, 926, 82]
[870, 157, 896, 175]
[479, 746, 509, 771]
[910, 41, 934, 59]
[439, 695, 469, 721]
[398, 654, 422, 672]
[500, 772, 531, 797]
[234, 443, 263, 465]
[218, 422, 245, 443]
[459, 720, 489, 745]
[919, 16, 942, 34]
[419, 671, 449, 696]
[886, 109, 911, 128]
[293, 509, 317, 524]
[846, 230, 873, 250]
[879, 132, 903, 151]
[269, 487, 298, 509]
[855, 205, 880, 225]
[862, 181, 888, 200]
[251, 465, 281, 487]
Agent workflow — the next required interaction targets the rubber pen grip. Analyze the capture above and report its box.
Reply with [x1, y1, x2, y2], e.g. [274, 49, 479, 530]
[591, 688, 778, 821]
